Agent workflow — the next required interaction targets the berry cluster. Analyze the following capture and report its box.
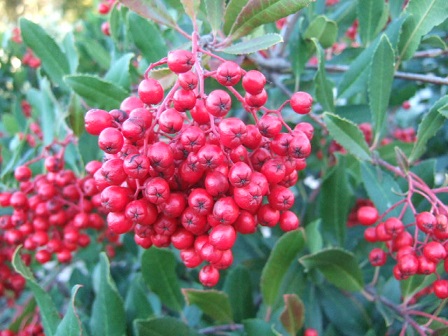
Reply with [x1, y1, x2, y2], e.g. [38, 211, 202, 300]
[0, 323, 44, 336]
[0, 140, 115, 300]
[85, 46, 313, 286]
[357, 205, 448, 299]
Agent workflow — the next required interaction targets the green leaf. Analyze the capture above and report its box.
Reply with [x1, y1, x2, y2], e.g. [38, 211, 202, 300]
[400, 273, 437, 301]
[105, 53, 134, 89]
[65, 75, 129, 111]
[224, 266, 255, 322]
[421, 35, 447, 49]
[79, 38, 111, 70]
[19, 18, 70, 89]
[110, 2, 122, 44]
[205, 0, 225, 33]
[357, 0, 387, 45]
[182, 289, 233, 323]
[128, 12, 167, 63]
[180, 0, 201, 20]
[398, 0, 448, 61]
[337, 15, 406, 98]
[90, 253, 126, 336]
[125, 275, 154, 325]
[67, 93, 84, 137]
[368, 35, 395, 141]
[2, 114, 20, 134]
[148, 68, 177, 90]
[243, 319, 277, 336]
[119, 0, 177, 27]
[311, 39, 334, 112]
[409, 96, 448, 163]
[319, 157, 351, 245]
[62, 32, 79, 73]
[12, 246, 61, 336]
[54, 285, 83, 336]
[260, 229, 306, 307]
[133, 316, 199, 336]
[377, 142, 414, 166]
[229, 0, 311, 41]
[323, 112, 372, 161]
[303, 15, 338, 49]
[221, 33, 283, 55]
[223, 0, 250, 35]
[280, 294, 305, 336]
[439, 103, 448, 118]
[300, 248, 364, 292]
[141, 248, 184, 312]
[305, 219, 323, 254]
[360, 162, 405, 218]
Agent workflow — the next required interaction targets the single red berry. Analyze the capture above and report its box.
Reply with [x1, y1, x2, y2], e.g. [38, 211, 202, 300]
[384, 217, 404, 236]
[234, 210, 257, 234]
[138, 78, 164, 105]
[167, 49, 194, 73]
[416, 212, 436, 234]
[216, 61, 242, 86]
[98, 127, 124, 154]
[209, 224, 237, 250]
[173, 88, 196, 111]
[98, 2, 111, 14]
[199, 265, 220, 287]
[84, 109, 113, 135]
[369, 248, 387, 266]
[245, 89, 268, 107]
[242, 70, 266, 95]
[171, 228, 195, 250]
[433, 280, 448, 299]
[363, 227, 377, 243]
[423, 241, 447, 263]
[290, 91, 313, 114]
[304, 328, 319, 336]
[279, 211, 300, 231]
[357, 206, 378, 226]
[101, 21, 110, 36]
[14, 165, 32, 182]
[178, 71, 198, 90]
[206, 89, 232, 117]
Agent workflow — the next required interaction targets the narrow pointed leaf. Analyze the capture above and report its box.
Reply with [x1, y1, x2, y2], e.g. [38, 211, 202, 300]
[221, 33, 283, 55]
[119, 0, 176, 27]
[180, 0, 201, 20]
[65, 75, 129, 110]
[223, 0, 250, 35]
[409, 96, 448, 163]
[55, 285, 83, 336]
[105, 53, 135, 89]
[323, 112, 371, 161]
[305, 219, 323, 254]
[260, 229, 306, 306]
[303, 15, 337, 49]
[320, 157, 350, 245]
[368, 35, 395, 140]
[12, 246, 60, 336]
[229, 0, 311, 41]
[128, 12, 167, 63]
[141, 248, 184, 312]
[300, 248, 364, 292]
[90, 253, 126, 336]
[311, 39, 334, 112]
[357, 0, 386, 45]
[438, 104, 448, 118]
[398, 0, 448, 61]
[400, 273, 437, 301]
[280, 294, 305, 335]
[224, 266, 255, 322]
[19, 18, 70, 89]
[182, 289, 233, 323]
[205, 0, 225, 33]
[134, 316, 200, 336]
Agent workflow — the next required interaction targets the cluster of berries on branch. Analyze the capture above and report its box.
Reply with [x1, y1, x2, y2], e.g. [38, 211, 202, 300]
[84, 36, 314, 286]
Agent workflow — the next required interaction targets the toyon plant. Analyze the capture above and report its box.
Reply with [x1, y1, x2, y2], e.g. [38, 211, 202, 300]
[0, 0, 447, 335]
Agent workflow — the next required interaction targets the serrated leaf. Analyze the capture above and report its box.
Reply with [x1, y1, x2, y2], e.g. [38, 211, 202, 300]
[300, 248, 364, 292]
[180, 0, 201, 20]
[260, 229, 306, 307]
[224, 266, 255, 322]
[133, 316, 199, 336]
[409, 96, 448, 163]
[90, 253, 126, 336]
[400, 273, 437, 301]
[105, 53, 134, 89]
[229, 0, 311, 41]
[311, 39, 334, 112]
[183, 289, 233, 323]
[357, 0, 387, 45]
[12, 246, 61, 336]
[205, 0, 225, 33]
[303, 15, 337, 49]
[223, 0, 250, 35]
[221, 33, 283, 55]
[305, 219, 323, 254]
[337, 15, 406, 99]
[368, 35, 395, 141]
[19, 18, 70, 89]
[128, 12, 167, 63]
[119, 0, 176, 27]
[141, 248, 184, 312]
[320, 157, 350, 245]
[280, 294, 304, 335]
[323, 112, 371, 161]
[398, 0, 448, 61]
[360, 162, 405, 218]
[65, 75, 129, 110]
[243, 319, 278, 336]
[54, 285, 83, 336]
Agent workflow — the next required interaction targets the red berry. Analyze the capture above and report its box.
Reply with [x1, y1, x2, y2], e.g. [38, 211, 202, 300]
[138, 78, 164, 105]
[290, 91, 313, 114]
[357, 206, 378, 226]
[369, 248, 387, 266]
[167, 49, 194, 73]
[199, 265, 220, 287]
[84, 109, 113, 135]
[14, 165, 32, 182]
[209, 224, 236, 250]
[433, 280, 448, 299]
[206, 90, 232, 117]
[242, 70, 266, 95]
[279, 211, 300, 231]
[416, 212, 436, 234]
[216, 61, 242, 86]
